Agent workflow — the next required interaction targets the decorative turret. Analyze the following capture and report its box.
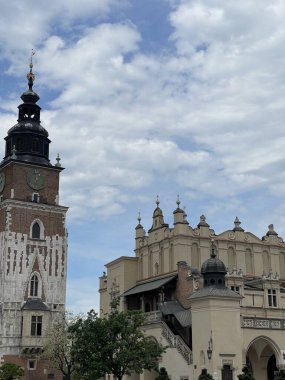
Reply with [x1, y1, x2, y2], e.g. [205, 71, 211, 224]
[173, 195, 188, 225]
[135, 211, 145, 239]
[266, 224, 278, 236]
[2, 51, 51, 166]
[201, 240, 227, 287]
[197, 214, 209, 228]
[148, 196, 168, 232]
[233, 217, 244, 232]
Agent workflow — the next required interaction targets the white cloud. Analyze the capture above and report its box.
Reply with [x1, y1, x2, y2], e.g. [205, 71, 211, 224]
[0, 0, 125, 71]
[2, 0, 285, 311]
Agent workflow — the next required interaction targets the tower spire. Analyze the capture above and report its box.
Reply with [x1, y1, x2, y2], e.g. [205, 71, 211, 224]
[1, 53, 53, 167]
[27, 49, 36, 91]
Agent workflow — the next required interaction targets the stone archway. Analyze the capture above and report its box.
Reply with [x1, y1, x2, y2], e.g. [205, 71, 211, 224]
[246, 336, 279, 380]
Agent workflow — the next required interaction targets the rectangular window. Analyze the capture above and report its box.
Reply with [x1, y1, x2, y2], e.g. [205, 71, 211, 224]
[28, 359, 36, 370]
[268, 289, 277, 307]
[31, 316, 42, 336]
[231, 286, 240, 294]
[32, 193, 40, 203]
[21, 316, 23, 336]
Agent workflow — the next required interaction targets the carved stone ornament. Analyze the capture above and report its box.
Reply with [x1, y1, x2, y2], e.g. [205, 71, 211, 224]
[228, 232, 235, 240]
[193, 228, 200, 236]
[209, 229, 215, 237]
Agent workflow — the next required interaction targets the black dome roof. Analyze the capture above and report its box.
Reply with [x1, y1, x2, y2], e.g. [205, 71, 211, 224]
[201, 240, 227, 288]
[201, 256, 227, 274]
[1, 62, 51, 166]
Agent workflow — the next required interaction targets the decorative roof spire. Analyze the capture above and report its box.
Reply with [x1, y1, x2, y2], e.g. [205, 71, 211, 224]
[156, 195, 160, 207]
[55, 154, 61, 167]
[176, 195, 180, 208]
[198, 214, 209, 228]
[135, 210, 144, 230]
[233, 216, 244, 232]
[27, 49, 36, 91]
[266, 224, 278, 236]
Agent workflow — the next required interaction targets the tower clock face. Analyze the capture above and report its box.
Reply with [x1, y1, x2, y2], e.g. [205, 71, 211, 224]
[0, 172, 5, 193]
[27, 169, 45, 190]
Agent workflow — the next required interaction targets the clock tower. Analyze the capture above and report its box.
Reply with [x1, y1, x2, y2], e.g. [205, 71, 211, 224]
[0, 59, 68, 379]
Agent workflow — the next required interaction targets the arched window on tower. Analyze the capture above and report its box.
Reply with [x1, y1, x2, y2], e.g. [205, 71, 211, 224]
[32, 222, 40, 239]
[30, 274, 39, 297]
[30, 219, 44, 240]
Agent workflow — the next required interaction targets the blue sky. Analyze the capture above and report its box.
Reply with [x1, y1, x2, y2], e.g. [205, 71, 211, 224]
[1, 0, 285, 312]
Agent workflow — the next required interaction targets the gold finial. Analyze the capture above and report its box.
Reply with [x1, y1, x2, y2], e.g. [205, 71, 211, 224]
[27, 49, 36, 89]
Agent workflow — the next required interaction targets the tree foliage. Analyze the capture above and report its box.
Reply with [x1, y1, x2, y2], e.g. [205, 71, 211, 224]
[71, 308, 165, 380]
[197, 368, 213, 380]
[274, 369, 285, 380]
[0, 363, 24, 380]
[155, 367, 171, 380]
[237, 366, 255, 380]
[42, 312, 78, 380]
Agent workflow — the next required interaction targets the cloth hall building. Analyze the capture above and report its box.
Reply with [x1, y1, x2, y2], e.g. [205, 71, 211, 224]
[99, 200, 285, 380]
[0, 63, 68, 379]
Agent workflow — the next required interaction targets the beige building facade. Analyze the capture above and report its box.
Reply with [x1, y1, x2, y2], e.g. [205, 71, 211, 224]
[100, 199, 285, 380]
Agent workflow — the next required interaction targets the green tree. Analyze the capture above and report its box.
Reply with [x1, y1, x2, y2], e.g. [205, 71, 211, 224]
[71, 308, 166, 380]
[274, 369, 285, 380]
[0, 363, 24, 380]
[197, 368, 213, 380]
[42, 312, 79, 380]
[238, 366, 255, 380]
[155, 367, 170, 380]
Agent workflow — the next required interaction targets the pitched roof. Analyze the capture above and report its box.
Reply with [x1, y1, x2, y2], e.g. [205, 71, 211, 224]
[122, 274, 177, 296]
[189, 286, 242, 300]
[22, 298, 50, 311]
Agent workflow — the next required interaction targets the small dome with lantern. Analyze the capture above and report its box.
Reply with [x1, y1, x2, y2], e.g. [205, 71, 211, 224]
[201, 240, 227, 287]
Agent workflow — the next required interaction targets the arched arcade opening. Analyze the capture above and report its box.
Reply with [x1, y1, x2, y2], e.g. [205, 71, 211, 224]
[246, 336, 279, 380]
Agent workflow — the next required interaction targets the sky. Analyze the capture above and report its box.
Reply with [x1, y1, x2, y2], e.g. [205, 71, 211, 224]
[1, 0, 285, 313]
